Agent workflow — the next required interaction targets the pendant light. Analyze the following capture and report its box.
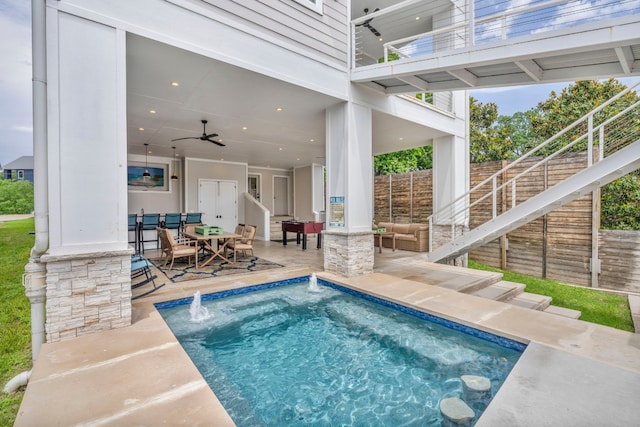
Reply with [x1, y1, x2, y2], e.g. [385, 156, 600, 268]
[142, 143, 151, 177]
[171, 146, 179, 180]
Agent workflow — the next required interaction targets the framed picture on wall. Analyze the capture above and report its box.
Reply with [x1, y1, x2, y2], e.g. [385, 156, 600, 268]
[127, 161, 169, 192]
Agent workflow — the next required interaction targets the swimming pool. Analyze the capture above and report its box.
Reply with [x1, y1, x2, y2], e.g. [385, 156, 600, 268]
[156, 276, 525, 426]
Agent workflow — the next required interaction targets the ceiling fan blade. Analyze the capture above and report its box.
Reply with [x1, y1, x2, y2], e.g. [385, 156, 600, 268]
[171, 137, 199, 142]
[205, 133, 219, 138]
[368, 25, 381, 37]
[208, 139, 225, 147]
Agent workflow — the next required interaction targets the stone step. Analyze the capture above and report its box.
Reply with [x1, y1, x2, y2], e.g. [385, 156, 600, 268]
[420, 269, 502, 294]
[543, 305, 582, 319]
[507, 292, 552, 311]
[471, 280, 526, 302]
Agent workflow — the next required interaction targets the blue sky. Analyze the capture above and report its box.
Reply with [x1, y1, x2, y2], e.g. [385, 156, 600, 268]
[0, 0, 32, 167]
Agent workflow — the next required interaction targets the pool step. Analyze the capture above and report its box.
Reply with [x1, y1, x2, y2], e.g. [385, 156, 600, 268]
[471, 280, 526, 302]
[507, 292, 552, 311]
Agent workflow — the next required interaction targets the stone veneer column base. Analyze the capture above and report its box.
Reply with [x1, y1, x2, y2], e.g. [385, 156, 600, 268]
[41, 249, 133, 342]
[430, 224, 469, 267]
[323, 230, 374, 277]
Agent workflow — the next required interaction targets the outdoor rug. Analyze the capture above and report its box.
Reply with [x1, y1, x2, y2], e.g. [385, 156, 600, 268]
[151, 255, 285, 283]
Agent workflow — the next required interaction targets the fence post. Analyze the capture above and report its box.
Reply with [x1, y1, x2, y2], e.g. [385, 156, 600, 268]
[501, 160, 508, 270]
[388, 175, 392, 222]
[591, 188, 601, 288]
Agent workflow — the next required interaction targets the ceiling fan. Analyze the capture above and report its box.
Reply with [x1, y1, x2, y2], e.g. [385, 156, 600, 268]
[171, 119, 225, 147]
[356, 8, 381, 37]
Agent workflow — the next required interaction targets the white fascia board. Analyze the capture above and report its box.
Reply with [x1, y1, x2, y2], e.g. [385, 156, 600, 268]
[351, 84, 466, 138]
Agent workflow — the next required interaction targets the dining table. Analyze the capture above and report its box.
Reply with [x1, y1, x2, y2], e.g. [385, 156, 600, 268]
[183, 231, 242, 267]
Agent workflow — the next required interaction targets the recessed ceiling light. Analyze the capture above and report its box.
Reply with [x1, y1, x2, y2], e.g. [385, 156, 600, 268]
[138, 127, 144, 131]
[220, 158, 224, 161]
[149, 110, 156, 114]
[279, 147, 283, 151]
[242, 126, 248, 130]
[296, 158, 300, 161]
[171, 82, 179, 87]
[276, 107, 283, 112]
[309, 139, 315, 143]
[379, 38, 383, 42]
[399, 137, 404, 141]
[415, 16, 420, 20]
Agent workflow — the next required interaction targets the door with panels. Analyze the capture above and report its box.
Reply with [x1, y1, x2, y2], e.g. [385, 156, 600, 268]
[198, 179, 238, 232]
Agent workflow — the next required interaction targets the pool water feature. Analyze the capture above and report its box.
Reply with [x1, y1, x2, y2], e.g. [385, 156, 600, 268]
[157, 277, 525, 426]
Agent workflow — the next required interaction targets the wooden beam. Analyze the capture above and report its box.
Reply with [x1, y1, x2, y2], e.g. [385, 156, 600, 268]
[446, 68, 478, 87]
[515, 59, 544, 81]
[397, 75, 430, 92]
[615, 46, 634, 74]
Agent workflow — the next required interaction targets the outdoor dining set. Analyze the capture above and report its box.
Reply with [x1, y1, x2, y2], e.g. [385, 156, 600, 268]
[128, 212, 257, 299]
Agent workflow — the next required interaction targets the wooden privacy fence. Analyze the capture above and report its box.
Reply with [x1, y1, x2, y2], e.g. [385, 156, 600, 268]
[374, 151, 640, 293]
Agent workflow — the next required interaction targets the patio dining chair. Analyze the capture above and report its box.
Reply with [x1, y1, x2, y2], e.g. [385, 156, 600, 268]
[228, 224, 256, 257]
[158, 227, 199, 271]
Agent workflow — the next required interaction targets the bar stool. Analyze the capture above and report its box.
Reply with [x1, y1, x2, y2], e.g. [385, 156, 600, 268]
[138, 213, 161, 254]
[128, 213, 139, 252]
[182, 212, 202, 234]
[161, 213, 182, 237]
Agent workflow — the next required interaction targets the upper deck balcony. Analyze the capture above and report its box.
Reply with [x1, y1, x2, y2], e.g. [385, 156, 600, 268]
[350, 0, 640, 94]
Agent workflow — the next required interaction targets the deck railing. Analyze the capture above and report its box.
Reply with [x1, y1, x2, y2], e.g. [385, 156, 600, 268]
[352, 0, 640, 69]
[427, 79, 640, 251]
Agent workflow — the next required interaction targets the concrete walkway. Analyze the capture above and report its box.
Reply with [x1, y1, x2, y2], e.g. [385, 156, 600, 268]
[0, 214, 33, 222]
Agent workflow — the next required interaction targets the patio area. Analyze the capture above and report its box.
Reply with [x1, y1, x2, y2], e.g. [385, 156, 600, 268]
[14, 240, 640, 426]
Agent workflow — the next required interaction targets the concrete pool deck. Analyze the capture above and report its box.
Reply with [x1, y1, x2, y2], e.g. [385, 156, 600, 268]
[14, 241, 640, 426]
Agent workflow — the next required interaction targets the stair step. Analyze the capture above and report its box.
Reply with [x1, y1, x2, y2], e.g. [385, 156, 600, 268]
[425, 270, 502, 294]
[543, 305, 582, 319]
[471, 280, 526, 302]
[507, 292, 552, 311]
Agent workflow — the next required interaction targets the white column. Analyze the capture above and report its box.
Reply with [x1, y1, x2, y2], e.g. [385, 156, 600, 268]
[323, 102, 374, 276]
[43, 11, 131, 342]
[433, 134, 469, 225]
[47, 12, 128, 256]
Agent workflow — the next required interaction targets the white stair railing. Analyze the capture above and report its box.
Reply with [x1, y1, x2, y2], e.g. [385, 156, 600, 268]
[428, 80, 640, 254]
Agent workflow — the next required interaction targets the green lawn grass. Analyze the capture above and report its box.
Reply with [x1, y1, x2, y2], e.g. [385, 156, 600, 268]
[0, 218, 34, 426]
[468, 259, 634, 332]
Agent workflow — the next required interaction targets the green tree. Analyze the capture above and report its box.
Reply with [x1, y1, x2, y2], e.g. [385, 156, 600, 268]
[469, 97, 514, 163]
[601, 172, 640, 230]
[494, 110, 539, 157]
[0, 180, 34, 214]
[530, 79, 639, 155]
[373, 146, 432, 175]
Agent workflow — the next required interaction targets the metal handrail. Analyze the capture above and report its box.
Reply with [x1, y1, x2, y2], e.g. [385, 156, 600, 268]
[428, 80, 640, 251]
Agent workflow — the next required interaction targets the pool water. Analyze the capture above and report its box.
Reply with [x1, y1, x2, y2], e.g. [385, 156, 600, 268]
[157, 278, 524, 426]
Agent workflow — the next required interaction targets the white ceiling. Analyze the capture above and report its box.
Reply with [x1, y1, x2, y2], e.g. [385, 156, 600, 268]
[126, 34, 438, 169]
[126, 34, 342, 169]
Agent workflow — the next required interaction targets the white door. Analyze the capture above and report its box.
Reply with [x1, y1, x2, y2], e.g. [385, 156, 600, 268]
[198, 180, 237, 232]
[273, 176, 289, 215]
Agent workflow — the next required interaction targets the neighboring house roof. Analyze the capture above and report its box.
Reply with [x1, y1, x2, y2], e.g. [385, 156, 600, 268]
[3, 156, 34, 170]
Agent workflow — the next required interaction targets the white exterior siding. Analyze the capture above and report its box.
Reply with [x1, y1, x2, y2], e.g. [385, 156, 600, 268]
[199, 0, 348, 69]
